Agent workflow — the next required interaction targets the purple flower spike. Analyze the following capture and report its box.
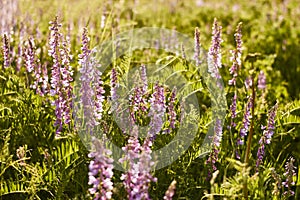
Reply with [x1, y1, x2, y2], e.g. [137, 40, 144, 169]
[228, 23, 243, 132]
[2, 34, 10, 69]
[41, 63, 49, 96]
[88, 137, 114, 200]
[163, 180, 177, 200]
[229, 22, 242, 86]
[120, 126, 157, 200]
[60, 37, 73, 124]
[140, 64, 148, 94]
[230, 92, 237, 127]
[110, 68, 118, 102]
[208, 18, 223, 79]
[265, 103, 278, 144]
[79, 28, 104, 134]
[78, 27, 91, 65]
[282, 157, 297, 198]
[257, 70, 266, 90]
[24, 38, 36, 73]
[167, 88, 177, 132]
[245, 76, 253, 90]
[256, 103, 278, 170]
[148, 83, 166, 139]
[206, 118, 223, 177]
[238, 96, 253, 146]
[194, 27, 201, 66]
[271, 168, 282, 196]
[49, 16, 73, 134]
[94, 70, 105, 121]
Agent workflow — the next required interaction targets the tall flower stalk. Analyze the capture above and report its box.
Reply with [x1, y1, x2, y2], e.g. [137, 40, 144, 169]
[128, 65, 149, 123]
[148, 83, 166, 140]
[206, 117, 223, 178]
[48, 16, 73, 134]
[282, 157, 297, 198]
[24, 38, 35, 73]
[110, 67, 118, 102]
[243, 61, 256, 200]
[256, 103, 278, 170]
[207, 18, 223, 80]
[229, 23, 243, 130]
[194, 27, 201, 67]
[120, 126, 157, 200]
[238, 95, 253, 145]
[229, 22, 242, 87]
[88, 137, 114, 200]
[2, 33, 10, 69]
[79, 27, 94, 133]
[79, 28, 104, 134]
[165, 87, 177, 133]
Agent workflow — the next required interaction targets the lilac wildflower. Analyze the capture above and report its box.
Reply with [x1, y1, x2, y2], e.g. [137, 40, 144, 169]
[282, 157, 297, 198]
[120, 126, 157, 200]
[257, 70, 266, 90]
[148, 83, 166, 139]
[110, 68, 118, 102]
[49, 16, 73, 133]
[206, 118, 223, 177]
[194, 27, 201, 66]
[94, 70, 105, 121]
[245, 76, 253, 90]
[229, 92, 237, 127]
[78, 27, 91, 65]
[88, 137, 114, 200]
[166, 88, 177, 133]
[271, 168, 281, 196]
[41, 63, 49, 95]
[24, 38, 40, 93]
[48, 17, 63, 133]
[2, 33, 10, 68]
[128, 66, 149, 122]
[24, 38, 35, 73]
[256, 125, 266, 170]
[31, 63, 42, 95]
[49, 16, 62, 96]
[229, 22, 242, 86]
[129, 86, 145, 122]
[163, 180, 177, 200]
[140, 65, 148, 94]
[16, 27, 24, 72]
[237, 95, 253, 145]
[78, 28, 93, 112]
[256, 103, 278, 170]
[228, 24, 242, 131]
[264, 103, 278, 144]
[207, 18, 223, 79]
[59, 37, 73, 124]
[78, 28, 102, 134]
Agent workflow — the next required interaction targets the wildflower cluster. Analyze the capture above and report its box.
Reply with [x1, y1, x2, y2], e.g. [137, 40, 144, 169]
[208, 18, 223, 80]
[88, 137, 114, 200]
[256, 103, 278, 169]
[282, 157, 297, 198]
[48, 16, 73, 134]
[120, 126, 157, 200]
